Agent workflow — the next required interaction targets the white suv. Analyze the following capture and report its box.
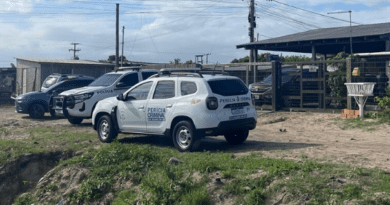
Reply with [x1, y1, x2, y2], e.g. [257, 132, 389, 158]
[53, 69, 157, 124]
[92, 70, 258, 152]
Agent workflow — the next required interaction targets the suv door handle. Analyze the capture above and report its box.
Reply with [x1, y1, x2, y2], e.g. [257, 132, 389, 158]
[138, 105, 144, 109]
[166, 104, 173, 108]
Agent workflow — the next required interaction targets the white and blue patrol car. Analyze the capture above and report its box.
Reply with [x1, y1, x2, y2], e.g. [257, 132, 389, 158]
[53, 68, 157, 125]
[91, 70, 258, 152]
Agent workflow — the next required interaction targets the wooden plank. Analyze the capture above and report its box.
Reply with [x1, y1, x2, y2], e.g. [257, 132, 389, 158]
[300, 78, 325, 82]
[324, 72, 345, 76]
[325, 97, 347, 100]
[303, 103, 319, 106]
[283, 96, 301, 100]
[302, 90, 325, 94]
[284, 60, 346, 64]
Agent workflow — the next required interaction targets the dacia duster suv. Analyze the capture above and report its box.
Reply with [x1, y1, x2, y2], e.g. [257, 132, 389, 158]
[92, 70, 258, 152]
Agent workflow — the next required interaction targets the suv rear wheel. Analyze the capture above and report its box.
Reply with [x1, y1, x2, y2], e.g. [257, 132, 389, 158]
[28, 103, 45, 119]
[172, 121, 201, 152]
[67, 116, 83, 125]
[97, 115, 117, 143]
[224, 129, 249, 145]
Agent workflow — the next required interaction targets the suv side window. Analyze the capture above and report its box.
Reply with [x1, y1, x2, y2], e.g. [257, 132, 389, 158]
[119, 73, 139, 87]
[142, 72, 157, 80]
[126, 81, 153, 101]
[52, 81, 73, 93]
[153, 81, 175, 99]
[181, 81, 197, 96]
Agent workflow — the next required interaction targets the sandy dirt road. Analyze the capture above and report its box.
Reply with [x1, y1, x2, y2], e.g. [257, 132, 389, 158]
[1, 104, 390, 171]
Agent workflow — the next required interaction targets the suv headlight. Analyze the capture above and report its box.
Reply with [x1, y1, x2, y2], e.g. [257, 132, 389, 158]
[74, 92, 94, 104]
[16, 96, 24, 103]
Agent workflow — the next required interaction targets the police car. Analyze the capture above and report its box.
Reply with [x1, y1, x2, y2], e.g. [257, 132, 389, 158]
[53, 68, 157, 124]
[92, 70, 258, 152]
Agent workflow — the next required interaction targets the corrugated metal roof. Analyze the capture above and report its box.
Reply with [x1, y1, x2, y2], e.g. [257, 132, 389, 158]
[354, 51, 390, 56]
[237, 22, 390, 47]
[16, 58, 113, 65]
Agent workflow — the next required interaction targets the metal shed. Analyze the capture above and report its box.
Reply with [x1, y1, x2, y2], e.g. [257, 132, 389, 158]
[15, 58, 115, 94]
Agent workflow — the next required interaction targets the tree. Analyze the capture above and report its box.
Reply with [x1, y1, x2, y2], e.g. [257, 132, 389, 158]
[230, 53, 311, 63]
[174, 58, 181, 65]
[185, 60, 193, 64]
[107, 55, 127, 62]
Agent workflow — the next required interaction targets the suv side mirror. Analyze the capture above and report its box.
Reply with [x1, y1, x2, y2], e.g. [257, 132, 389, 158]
[116, 93, 125, 101]
[126, 95, 136, 101]
[116, 82, 126, 88]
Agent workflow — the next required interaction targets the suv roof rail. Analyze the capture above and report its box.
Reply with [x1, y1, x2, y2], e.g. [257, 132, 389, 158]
[196, 70, 230, 76]
[154, 69, 203, 78]
[118, 66, 142, 71]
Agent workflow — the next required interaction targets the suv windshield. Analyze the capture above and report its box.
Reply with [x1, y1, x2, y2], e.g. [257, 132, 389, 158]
[42, 76, 59, 88]
[208, 79, 248, 96]
[89, 74, 121, 87]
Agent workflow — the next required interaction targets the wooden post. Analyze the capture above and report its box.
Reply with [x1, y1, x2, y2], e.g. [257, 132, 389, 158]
[272, 61, 280, 111]
[346, 57, 352, 109]
[300, 64, 303, 108]
[254, 49, 257, 83]
[323, 57, 327, 109]
[312, 45, 316, 61]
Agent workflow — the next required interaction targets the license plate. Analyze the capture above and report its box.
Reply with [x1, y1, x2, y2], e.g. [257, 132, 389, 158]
[255, 95, 260, 99]
[231, 107, 245, 115]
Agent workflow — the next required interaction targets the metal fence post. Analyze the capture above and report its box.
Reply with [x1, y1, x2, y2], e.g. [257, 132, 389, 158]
[346, 57, 352, 109]
[246, 65, 249, 86]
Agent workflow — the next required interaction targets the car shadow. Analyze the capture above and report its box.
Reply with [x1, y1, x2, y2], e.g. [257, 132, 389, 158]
[118, 135, 322, 153]
[71, 122, 93, 127]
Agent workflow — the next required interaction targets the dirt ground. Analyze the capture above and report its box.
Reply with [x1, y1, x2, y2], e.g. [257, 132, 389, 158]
[2, 104, 390, 172]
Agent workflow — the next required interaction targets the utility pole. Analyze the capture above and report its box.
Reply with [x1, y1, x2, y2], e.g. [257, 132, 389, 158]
[328, 10, 353, 55]
[115, 3, 120, 70]
[69, 43, 80, 60]
[121, 26, 125, 67]
[204, 53, 211, 64]
[248, 0, 257, 82]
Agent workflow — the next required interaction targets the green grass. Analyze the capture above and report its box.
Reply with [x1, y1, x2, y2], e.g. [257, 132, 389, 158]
[0, 126, 99, 164]
[5, 124, 390, 204]
[333, 115, 390, 131]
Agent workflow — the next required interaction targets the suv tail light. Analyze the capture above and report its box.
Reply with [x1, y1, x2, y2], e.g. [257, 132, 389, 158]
[206, 97, 218, 110]
[251, 94, 255, 106]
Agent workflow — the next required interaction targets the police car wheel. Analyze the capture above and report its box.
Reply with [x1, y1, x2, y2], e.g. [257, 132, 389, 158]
[28, 103, 45, 119]
[224, 129, 249, 145]
[67, 117, 83, 125]
[172, 121, 201, 152]
[97, 115, 117, 143]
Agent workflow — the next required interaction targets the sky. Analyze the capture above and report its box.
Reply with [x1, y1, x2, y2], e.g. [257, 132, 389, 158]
[2, 0, 390, 67]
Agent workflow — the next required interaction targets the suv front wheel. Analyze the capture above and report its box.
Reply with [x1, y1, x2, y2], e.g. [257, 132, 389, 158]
[28, 103, 45, 119]
[224, 129, 249, 145]
[67, 116, 83, 125]
[97, 115, 118, 143]
[172, 121, 201, 152]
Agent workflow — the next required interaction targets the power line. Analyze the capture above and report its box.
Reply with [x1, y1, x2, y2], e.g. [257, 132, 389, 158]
[266, 0, 362, 25]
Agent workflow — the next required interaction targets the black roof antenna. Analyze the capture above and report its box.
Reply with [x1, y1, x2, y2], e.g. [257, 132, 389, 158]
[212, 62, 218, 75]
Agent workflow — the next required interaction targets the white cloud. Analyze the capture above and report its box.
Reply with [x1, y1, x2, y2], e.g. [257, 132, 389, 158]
[1, 0, 42, 13]
[2, 0, 390, 67]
